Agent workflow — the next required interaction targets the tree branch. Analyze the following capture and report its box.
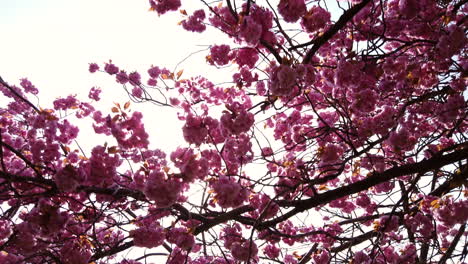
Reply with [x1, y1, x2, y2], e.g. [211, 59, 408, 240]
[299, 0, 372, 64]
[261, 147, 468, 229]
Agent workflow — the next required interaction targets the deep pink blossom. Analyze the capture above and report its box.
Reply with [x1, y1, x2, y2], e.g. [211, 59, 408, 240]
[220, 104, 255, 135]
[182, 114, 208, 145]
[239, 16, 262, 46]
[301, 6, 330, 33]
[130, 223, 165, 248]
[88, 63, 99, 73]
[20, 78, 38, 94]
[88, 86, 101, 101]
[167, 227, 195, 250]
[104, 61, 119, 75]
[210, 44, 232, 66]
[128, 71, 142, 85]
[144, 171, 183, 207]
[182, 9, 206, 33]
[149, 0, 181, 15]
[278, 0, 307, 23]
[235, 48, 259, 68]
[212, 176, 249, 208]
[269, 65, 297, 96]
[230, 240, 258, 261]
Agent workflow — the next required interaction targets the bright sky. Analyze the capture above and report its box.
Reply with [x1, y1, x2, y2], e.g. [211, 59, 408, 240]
[0, 0, 232, 151]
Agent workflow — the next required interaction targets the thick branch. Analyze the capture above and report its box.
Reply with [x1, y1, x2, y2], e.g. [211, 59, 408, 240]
[300, 0, 372, 64]
[438, 224, 466, 264]
[91, 241, 134, 262]
[192, 205, 254, 235]
[260, 147, 468, 229]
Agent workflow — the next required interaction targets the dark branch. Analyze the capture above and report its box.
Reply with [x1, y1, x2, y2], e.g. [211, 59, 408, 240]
[300, 0, 372, 64]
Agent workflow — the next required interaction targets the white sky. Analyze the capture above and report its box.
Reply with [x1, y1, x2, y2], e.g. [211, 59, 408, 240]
[0, 0, 233, 152]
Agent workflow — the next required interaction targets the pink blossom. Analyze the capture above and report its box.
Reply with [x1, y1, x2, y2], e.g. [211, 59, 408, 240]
[59, 240, 92, 264]
[182, 114, 208, 145]
[213, 176, 249, 208]
[88, 63, 99, 73]
[398, 0, 420, 18]
[256, 81, 266, 96]
[147, 78, 157, 86]
[25, 200, 69, 236]
[405, 212, 433, 238]
[182, 9, 206, 33]
[283, 254, 298, 264]
[249, 193, 279, 219]
[301, 6, 330, 33]
[0, 251, 23, 264]
[20, 78, 38, 94]
[148, 65, 162, 78]
[53, 95, 79, 110]
[239, 16, 262, 46]
[144, 171, 183, 207]
[353, 251, 371, 264]
[261, 147, 274, 157]
[31, 140, 61, 163]
[132, 87, 143, 98]
[0, 220, 11, 241]
[183, 156, 209, 182]
[230, 240, 258, 261]
[269, 65, 297, 96]
[278, 0, 307, 23]
[435, 198, 468, 226]
[170, 97, 180, 105]
[167, 227, 195, 250]
[378, 215, 399, 232]
[104, 61, 119, 75]
[168, 247, 190, 264]
[130, 223, 165, 248]
[210, 44, 232, 66]
[233, 66, 258, 87]
[436, 25, 466, 59]
[400, 244, 417, 262]
[355, 193, 371, 207]
[264, 244, 280, 258]
[313, 250, 330, 264]
[54, 165, 82, 192]
[57, 119, 79, 143]
[110, 111, 149, 149]
[208, 6, 237, 35]
[128, 71, 142, 85]
[388, 127, 416, 152]
[170, 147, 208, 182]
[86, 145, 122, 187]
[116, 70, 129, 84]
[88, 86, 101, 101]
[222, 224, 243, 249]
[222, 134, 253, 173]
[371, 105, 396, 135]
[329, 197, 356, 214]
[235, 48, 259, 68]
[10, 223, 37, 253]
[374, 181, 395, 193]
[220, 105, 255, 135]
[350, 89, 377, 113]
[149, 0, 181, 15]
[319, 143, 343, 165]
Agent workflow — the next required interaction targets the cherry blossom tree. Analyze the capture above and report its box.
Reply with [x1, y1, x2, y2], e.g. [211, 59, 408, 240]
[0, 0, 467, 263]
